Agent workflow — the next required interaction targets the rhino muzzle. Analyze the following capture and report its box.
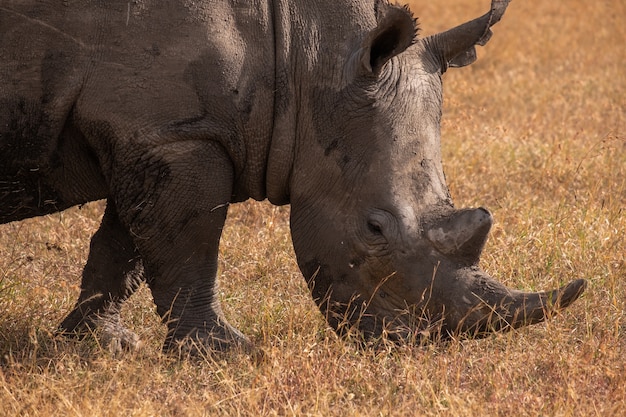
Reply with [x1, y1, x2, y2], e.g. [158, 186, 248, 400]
[307, 207, 587, 344]
[425, 208, 587, 339]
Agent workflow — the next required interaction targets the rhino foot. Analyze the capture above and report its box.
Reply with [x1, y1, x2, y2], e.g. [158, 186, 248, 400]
[91, 315, 143, 353]
[162, 323, 262, 361]
[58, 306, 142, 353]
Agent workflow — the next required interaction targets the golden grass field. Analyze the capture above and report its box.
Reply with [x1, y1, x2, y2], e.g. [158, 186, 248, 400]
[1, 0, 624, 415]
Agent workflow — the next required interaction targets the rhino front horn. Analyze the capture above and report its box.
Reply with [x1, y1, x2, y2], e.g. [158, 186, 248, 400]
[458, 274, 587, 337]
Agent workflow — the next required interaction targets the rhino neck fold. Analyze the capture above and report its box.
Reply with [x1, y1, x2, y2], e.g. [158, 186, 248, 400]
[266, 0, 296, 205]
[266, 0, 378, 205]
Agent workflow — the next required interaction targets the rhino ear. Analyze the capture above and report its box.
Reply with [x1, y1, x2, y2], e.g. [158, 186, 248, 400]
[424, 0, 511, 72]
[357, 1, 419, 75]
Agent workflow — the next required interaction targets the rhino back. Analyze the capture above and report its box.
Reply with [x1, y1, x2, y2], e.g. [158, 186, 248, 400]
[0, 0, 275, 223]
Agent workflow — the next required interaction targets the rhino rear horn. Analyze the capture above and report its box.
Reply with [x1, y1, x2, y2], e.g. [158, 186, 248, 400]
[423, 0, 511, 71]
[426, 208, 493, 264]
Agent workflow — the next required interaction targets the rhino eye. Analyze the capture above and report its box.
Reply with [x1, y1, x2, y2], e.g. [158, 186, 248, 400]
[367, 221, 383, 236]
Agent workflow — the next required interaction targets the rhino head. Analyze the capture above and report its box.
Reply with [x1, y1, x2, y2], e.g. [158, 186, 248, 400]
[279, 0, 586, 342]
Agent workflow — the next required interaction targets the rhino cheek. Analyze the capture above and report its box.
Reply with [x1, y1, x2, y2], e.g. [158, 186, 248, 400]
[290, 212, 393, 337]
[297, 258, 369, 334]
[290, 208, 356, 302]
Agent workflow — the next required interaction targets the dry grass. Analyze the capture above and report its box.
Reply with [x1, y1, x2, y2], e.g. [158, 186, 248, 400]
[1, 0, 624, 415]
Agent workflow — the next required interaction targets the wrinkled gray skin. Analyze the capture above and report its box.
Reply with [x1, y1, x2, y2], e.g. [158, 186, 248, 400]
[0, 0, 585, 353]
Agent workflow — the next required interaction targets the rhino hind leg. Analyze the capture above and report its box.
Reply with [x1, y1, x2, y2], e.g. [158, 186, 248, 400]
[59, 201, 144, 352]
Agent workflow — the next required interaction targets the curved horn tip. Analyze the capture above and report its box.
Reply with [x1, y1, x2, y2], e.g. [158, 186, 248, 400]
[555, 278, 587, 310]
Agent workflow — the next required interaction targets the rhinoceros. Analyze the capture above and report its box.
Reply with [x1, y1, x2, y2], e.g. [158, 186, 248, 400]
[0, 0, 585, 353]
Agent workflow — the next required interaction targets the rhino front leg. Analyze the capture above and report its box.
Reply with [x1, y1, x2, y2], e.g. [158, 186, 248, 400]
[59, 200, 144, 351]
[113, 140, 250, 355]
